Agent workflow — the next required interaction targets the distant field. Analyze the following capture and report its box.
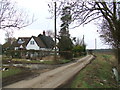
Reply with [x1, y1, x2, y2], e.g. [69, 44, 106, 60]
[88, 49, 114, 55]
[69, 53, 118, 88]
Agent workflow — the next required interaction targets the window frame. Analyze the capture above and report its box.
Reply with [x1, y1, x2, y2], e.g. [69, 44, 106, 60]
[30, 41, 34, 45]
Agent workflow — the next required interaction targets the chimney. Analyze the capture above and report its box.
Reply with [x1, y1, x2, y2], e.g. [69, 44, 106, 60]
[43, 31, 45, 36]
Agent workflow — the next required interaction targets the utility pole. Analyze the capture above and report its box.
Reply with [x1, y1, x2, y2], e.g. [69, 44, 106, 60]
[54, 2, 57, 61]
[83, 35, 86, 55]
[95, 38, 97, 50]
[83, 35, 84, 46]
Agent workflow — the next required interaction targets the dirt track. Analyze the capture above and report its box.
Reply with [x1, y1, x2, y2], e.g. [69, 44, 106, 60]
[4, 55, 94, 88]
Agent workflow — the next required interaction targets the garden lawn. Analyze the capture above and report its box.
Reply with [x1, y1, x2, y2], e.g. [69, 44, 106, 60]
[11, 58, 72, 64]
[70, 53, 117, 88]
[2, 67, 23, 78]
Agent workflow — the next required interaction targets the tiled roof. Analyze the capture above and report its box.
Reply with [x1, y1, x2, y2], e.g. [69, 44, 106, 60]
[17, 37, 30, 46]
[10, 34, 54, 50]
[38, 34, 54, 48]
[12, 37, 31, 49]
[2, 42, 11, 49]
[32, 36, 46, 48]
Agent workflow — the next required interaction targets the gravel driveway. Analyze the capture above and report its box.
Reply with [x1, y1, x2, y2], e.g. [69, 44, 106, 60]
[4, 55, 94, 88]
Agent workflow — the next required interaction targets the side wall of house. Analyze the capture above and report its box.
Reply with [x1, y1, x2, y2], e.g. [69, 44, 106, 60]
[26, 38, 40, 50]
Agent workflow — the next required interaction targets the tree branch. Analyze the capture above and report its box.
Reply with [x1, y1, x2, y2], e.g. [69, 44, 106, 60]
[0, 0, 35, 30]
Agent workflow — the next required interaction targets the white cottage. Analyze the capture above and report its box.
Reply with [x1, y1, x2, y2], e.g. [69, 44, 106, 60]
[26, 36, 46, 50]
[12, 31, 54, 51]
[26, 37, 40, 50]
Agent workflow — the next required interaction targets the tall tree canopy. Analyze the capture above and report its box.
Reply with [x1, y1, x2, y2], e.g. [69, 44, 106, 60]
[58, 6, 73, 59]
[59, 6, 72, 37]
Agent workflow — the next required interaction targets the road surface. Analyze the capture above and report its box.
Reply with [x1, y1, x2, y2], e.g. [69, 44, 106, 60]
[4, 55, 94, 88]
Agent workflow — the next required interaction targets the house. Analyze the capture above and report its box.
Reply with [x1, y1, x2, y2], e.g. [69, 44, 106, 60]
[26, 36, 46, 50]
[12, 37, 30, 50]
[2, 31, 54, 58]
[2, 42, 12, 51]
[37, 31, 54, 50]
[2, 41, 14, 54]
[12, 31, 54, 51]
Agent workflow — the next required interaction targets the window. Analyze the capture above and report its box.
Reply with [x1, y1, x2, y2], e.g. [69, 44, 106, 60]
[18, 39, 22, 44]
[15, 47, 18, 50]
[30, 41, 34, 45]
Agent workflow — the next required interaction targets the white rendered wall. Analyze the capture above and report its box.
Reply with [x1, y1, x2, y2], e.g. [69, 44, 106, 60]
[26, 38, 40, 50]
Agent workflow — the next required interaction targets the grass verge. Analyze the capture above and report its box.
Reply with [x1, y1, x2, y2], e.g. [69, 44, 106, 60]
[69, 53, 117, 88]
[2, 67, 23, 78]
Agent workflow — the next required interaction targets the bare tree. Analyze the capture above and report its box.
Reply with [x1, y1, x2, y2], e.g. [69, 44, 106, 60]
[0, 0, 34, 30]
[4, 29, 16, 44]
[49, 0, 120, 64]
[98, 19, 119, 47]
[46, 30, 54, 38]
[49, 1, 118, 25]
[4, 29, 13, 42]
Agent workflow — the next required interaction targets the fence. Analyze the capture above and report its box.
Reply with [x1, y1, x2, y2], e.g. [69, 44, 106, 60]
[3, 50, 73, 60]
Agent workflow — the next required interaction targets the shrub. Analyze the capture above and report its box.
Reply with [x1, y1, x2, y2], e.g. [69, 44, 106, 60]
[72, 45, 86, 57]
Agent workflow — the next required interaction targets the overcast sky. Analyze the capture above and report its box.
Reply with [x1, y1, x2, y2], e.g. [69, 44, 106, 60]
[0, 0, 111, 49]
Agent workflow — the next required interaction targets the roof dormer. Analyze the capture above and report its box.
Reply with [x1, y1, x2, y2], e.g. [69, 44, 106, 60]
[18, 38, 24, 44]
